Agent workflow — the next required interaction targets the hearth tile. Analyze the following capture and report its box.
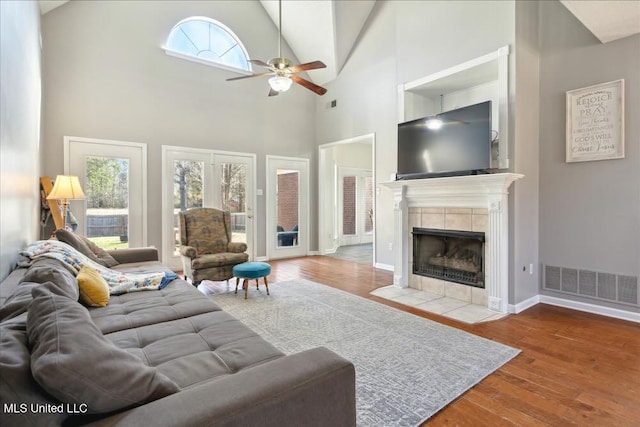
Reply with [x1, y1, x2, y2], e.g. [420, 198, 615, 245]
[445, 213, 472, 231]
[472, 214, 488, 232]
[444, 282, 472, 302]
[415, 297, 468, 314]
[371, 285, 418, 299]
[421, 213, 445, 229]
[393, 292, 441, 306]
[444, 304, 500, 324]
[445, 208, 473, 214]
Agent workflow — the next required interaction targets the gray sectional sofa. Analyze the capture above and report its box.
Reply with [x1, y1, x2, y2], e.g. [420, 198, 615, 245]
[0, 247, 356, 426]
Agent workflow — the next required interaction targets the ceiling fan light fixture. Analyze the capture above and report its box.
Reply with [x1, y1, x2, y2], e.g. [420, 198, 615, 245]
[269, 75, 293, 92]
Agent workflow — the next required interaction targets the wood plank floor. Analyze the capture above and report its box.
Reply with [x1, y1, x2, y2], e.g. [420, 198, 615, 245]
[262, 255, 640, 426]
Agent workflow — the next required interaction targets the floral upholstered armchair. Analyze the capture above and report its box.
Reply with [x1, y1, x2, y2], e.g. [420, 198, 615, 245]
[178, 208, 249, 285]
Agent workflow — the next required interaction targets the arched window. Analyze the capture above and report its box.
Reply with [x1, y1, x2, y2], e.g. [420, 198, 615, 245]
[165, 17, 251, 72]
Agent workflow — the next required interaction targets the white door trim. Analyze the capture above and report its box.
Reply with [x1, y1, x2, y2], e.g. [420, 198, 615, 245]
[266, 155, 310, 260]
[64, 136, 148, 247]
[318, 133, 376, 264]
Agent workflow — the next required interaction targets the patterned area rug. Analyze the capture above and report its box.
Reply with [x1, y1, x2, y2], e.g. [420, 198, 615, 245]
[211, 279, 519, 426]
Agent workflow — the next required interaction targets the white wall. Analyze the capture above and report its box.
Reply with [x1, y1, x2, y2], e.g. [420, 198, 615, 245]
[41, 0, 318, 258]
[316, 0, 516, 271]
[0, 1, 42, 280]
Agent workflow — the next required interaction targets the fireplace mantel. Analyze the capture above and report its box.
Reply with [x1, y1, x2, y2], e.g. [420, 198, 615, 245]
[381, 173, 523, 313]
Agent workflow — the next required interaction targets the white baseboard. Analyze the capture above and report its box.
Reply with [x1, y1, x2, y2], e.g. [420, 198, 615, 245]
[374, 263, 394, 272]
[255, 256, 268, 262]
[508, 295, 540, 314]
[321, 248, 337, 255]
[308, 251, 320, 256]
[539, 295, 640, 323]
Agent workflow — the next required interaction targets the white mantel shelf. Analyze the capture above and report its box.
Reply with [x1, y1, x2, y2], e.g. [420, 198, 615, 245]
[381, 173, 524, 208]
[381, 173, 524, 314]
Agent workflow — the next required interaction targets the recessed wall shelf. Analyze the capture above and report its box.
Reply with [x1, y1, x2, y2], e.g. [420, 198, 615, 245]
[397, 46, 510, 169]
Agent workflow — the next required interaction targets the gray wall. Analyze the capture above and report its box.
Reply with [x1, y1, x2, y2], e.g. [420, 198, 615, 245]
[511, 0, 540, 304]
[0, 1, 42, 281]
[539, 1, 640, 311]
[41, 0, 318, 259]
[315, 0, 517, 272]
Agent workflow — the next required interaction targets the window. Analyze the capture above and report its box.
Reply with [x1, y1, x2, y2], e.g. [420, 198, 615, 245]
[165, 17, 251, 72]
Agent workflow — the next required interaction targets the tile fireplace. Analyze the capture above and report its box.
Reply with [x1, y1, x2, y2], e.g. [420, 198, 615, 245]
[382, 173, 523, 313]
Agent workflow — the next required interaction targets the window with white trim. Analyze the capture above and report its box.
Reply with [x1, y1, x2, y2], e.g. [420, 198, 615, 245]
[165, 17, 251, 72]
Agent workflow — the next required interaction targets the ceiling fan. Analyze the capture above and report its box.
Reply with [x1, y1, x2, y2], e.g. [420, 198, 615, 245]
[226, 0, 327, 97]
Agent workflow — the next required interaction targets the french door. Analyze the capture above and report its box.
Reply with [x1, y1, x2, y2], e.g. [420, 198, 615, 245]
[64, 136, 147, 249]
[162, 147, 255, 269]
[266, 155, 309, 259]
[338, 167, 373, 246]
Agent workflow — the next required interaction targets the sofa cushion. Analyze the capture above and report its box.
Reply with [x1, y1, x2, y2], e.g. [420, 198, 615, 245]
[20, 258, 79, 301]
[82, 236, 119, 268]
[54, 228, 100, 262]
[89, 279, 221, 335]
[0, 314, 67, 427]
[77, 265, 110, 307]
[104, 310, 285, 390]
[192, 252, 248, 269]
[27, 283, 180, 414]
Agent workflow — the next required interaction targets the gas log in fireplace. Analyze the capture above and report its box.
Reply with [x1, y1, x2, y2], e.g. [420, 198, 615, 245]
[412, 228, 485, 288]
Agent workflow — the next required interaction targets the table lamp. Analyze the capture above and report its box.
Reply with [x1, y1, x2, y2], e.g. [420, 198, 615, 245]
[46, 175, 86, 230]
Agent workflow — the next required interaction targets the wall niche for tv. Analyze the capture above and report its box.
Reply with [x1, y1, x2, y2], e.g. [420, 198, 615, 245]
[397, 46, 510, 170]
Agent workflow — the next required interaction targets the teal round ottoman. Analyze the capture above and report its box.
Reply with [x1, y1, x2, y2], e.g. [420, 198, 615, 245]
[233, 262, 271, 299]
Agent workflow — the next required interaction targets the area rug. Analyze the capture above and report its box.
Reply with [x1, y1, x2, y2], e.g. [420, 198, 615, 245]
[211, 279, 519, 426]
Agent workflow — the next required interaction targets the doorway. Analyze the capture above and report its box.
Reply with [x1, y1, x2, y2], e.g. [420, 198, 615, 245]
[64, 136, 147, 249]
[162, 146, 256, 269]
[266, 155, 309, 259]
[318, 134, 375, 264]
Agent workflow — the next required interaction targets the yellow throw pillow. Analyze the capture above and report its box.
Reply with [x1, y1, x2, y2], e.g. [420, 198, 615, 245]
[77, 266, 109, 307]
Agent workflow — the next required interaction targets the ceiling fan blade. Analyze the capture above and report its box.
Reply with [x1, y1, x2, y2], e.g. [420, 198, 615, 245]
[249, 59, 272, 68]
[268, 88, 279, 97]
[288, 60, 327, 73]
[226, 72, 273, 81]
[291, 75, 327, 96]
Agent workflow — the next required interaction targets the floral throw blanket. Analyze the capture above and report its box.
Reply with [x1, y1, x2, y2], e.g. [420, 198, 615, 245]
[19, 240, 177, 295]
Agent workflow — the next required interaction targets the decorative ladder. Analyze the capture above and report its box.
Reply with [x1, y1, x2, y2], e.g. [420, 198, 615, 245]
[40, 176, 65, 230]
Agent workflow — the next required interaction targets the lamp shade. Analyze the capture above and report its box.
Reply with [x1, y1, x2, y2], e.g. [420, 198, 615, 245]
[46, 175, 86, 200]
[268, 75, 293, 92]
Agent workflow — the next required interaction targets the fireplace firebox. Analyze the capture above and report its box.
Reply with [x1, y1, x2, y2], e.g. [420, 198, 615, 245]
[413, 228, 485, 288]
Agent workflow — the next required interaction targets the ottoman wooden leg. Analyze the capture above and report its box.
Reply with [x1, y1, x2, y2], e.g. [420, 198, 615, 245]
[244, 279, 249, 299]
[235, 277, 240, 294]
[264, 276, 270, 295]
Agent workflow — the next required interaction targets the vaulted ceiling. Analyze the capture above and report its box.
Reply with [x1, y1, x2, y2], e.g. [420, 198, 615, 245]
[39, 0, 640, 86]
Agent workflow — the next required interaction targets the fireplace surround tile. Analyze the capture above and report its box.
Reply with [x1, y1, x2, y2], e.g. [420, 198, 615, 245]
[445, 208, 473, 214]
[421, 207, 445, 214]
[472, 214, 488, 232]
[421, 213, 445, 229]
[421, 276, 446, 295]
[445, 282, 472, 302]
[444, 213, 472, 231]
[472, 287, 488, 306]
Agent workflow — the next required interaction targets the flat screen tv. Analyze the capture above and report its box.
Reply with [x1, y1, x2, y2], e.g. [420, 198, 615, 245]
[397, 101, 492, 179]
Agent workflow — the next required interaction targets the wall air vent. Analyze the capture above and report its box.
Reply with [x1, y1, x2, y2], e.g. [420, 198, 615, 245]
[543, 265, 639, 307]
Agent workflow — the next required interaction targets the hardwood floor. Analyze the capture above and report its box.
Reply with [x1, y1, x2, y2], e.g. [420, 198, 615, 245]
[263, 255, 640, 426]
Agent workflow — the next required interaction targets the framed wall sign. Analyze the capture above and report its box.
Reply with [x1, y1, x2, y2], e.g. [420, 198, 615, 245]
[566, 79, 624, 163]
